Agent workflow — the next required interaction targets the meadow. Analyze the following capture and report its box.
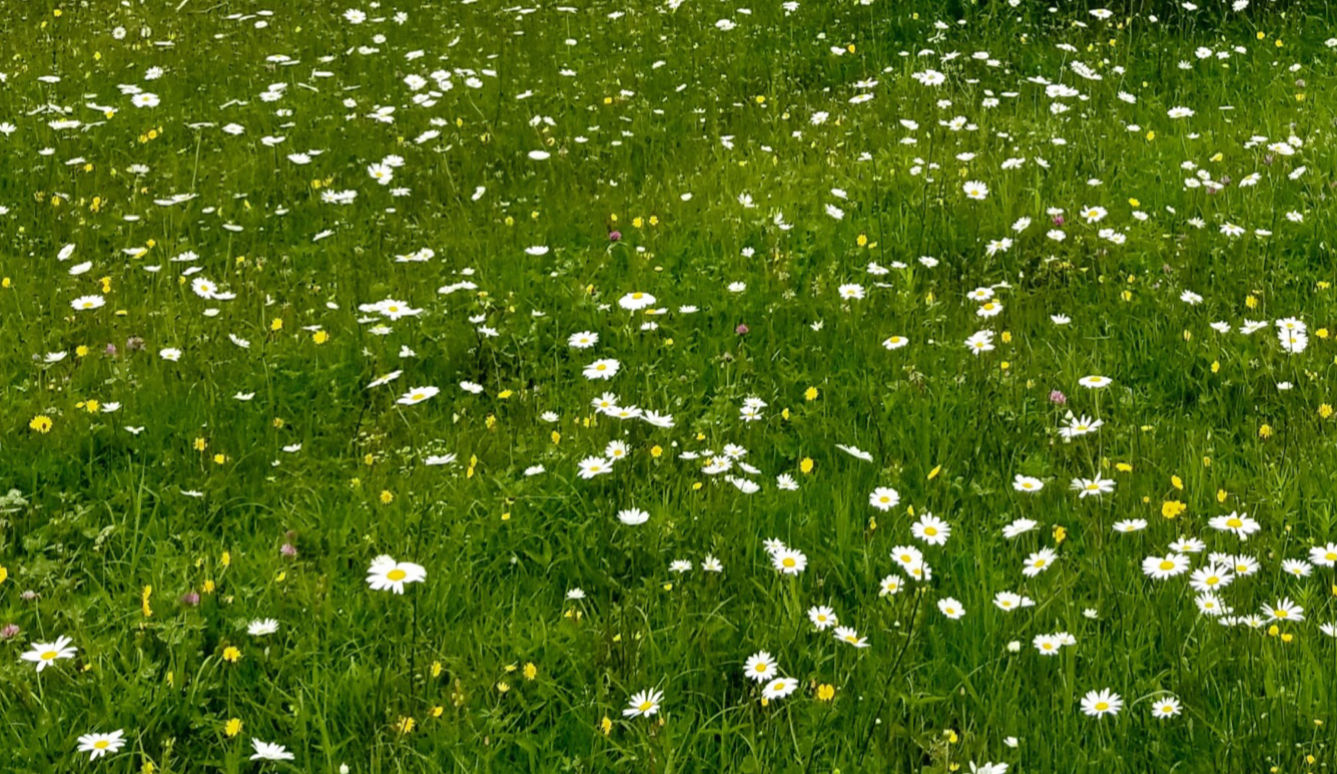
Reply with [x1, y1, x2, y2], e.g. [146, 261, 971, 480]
[1, 0, 1336, 771]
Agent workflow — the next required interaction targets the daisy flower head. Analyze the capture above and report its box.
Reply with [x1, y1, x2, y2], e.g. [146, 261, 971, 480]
[869, 486, 900, 511]
[1033, 634, 1063, 655]
[838, 283, 865, 300]
[1151, 696, 1182, 719]
[1208, 511, 1260, 540]
[1002, 518, 1038, 538]
[618, 292, 656, 311]
[808, 605, 838, 630]
[890, 544, 923, 569]
[1022, 548, 1057, 577]
[911, 513, 951, 546]
[762, 677, 800, 699]
[249, 739, 295, 761]
[583, 358, 621, 380]
[833, 626, 869, 648]
[21, 635, 77, 672]
[744, 651, 778, 682]
[1142, 553, 1190, 580]
[1071, 476, 1114, 498]
[1263, 598, 1304, 622]
[247, 618, 279, 637]
[1080, 688, 1123, 718]
[1310, 543, 1337, 567]
[577, 456, 613, 479]
[617, 508, 649, 525]
[568, 330, 599, 349]
[77, 729, 126, 760]
[623, 688, 664, 718]
[937, 597, 966, 620]
[965, 329, 995, 355]
[396, 386, 439, 405]
[994, 591, 1033, 611]
[771, 547, 807, 575]
[365, 555, 427, 594]
[1012, 475, 1043, 493]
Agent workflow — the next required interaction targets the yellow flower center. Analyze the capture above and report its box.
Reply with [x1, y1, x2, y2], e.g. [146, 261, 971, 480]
[386, 569, 407, 581]
[1227, 518, 1242, 528]
[1159, 560, 1175, 571]
[1094, 701, 1109, 711]
[40, 650, 58, 660]
[94, 741, 109, 749]
[782, 558, 796, 568]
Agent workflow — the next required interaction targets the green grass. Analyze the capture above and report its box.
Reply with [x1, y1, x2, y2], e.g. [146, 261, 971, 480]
[2, 0, 1337, 771]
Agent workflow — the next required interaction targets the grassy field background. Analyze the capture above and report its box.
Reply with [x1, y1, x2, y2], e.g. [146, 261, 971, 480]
[2, 0, 1337, 771]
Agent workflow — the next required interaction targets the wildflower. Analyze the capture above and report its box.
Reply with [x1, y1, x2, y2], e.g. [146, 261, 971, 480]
[937, 598, 966, 620]
[396, 386, 440, 405]
[771, 548, 807, 575]
[1151, 697, 1182, 719]
[622, 688, 663, 718]
[77, 730, 126, 760]
[1012, 475, 1043, 492]
[249, 739, 295, 761]
[1080, 688, 1123, 718]
[869, 487, 900, 511]
[21, 635, 76, 671]
[808, 606, 838, 630]
[833, 626, 869, 647]
[366, 555, 427, 594]
[743, 651, 779, 682]
[762, 678, 799, 700]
